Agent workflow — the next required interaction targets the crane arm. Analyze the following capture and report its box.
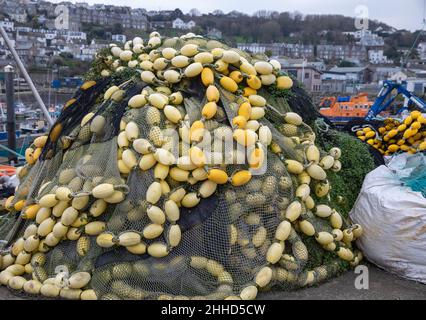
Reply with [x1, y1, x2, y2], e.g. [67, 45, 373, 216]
[365, 80, 426, 120]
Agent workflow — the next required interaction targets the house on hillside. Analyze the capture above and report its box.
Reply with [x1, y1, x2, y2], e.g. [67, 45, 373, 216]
[418, 42, 426, 60]
[283, 66, 323, 92]
[112, 34, 127, 44]
[207, 28, 222, 39]
[328, 66, 374, 84]
[373, 67, 403, 82]
[317, 45, 367, 62]
[9, 9, 28, 23]
[279, 58, 326, 72]
[150, 21, 171, 29]
[368, 49, 391, 64]
[405, 78, 426, 100]
[0, 20, 14, 32]
[321, 71, 355, 93]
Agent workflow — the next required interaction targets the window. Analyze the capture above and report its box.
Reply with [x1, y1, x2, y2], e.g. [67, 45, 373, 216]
[288, 70, 297, 78]
[305, 72, 310, 79]
[314, 74, 320, 79]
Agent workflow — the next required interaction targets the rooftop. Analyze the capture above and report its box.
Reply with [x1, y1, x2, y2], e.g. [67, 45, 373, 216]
[329, 67, 370, 73]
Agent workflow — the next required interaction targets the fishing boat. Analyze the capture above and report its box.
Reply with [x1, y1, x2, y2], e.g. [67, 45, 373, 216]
[319, 93, 374, 126]
[0, 102, 61, 161]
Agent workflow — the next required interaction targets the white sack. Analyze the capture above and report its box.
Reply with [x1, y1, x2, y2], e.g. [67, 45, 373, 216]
[350, 153, 426, 284]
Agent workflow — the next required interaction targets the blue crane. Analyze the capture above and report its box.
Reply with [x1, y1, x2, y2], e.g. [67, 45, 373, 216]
[365, 80, 426, 120]
[344, 80, 426, 137]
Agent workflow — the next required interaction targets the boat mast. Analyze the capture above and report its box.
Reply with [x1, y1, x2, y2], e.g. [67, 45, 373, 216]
[0, 25, 54, 127]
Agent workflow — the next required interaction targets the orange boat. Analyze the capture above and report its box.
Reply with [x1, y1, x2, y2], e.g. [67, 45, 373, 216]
[319, 93, 374, 126]
[0, 165, 16, 177]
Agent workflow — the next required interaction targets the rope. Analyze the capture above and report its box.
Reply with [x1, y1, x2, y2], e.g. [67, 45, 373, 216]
[314, 118, 330, 133]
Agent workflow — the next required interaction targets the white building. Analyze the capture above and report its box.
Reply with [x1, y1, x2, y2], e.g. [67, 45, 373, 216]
[61, 31, 87, 41]
[237, 43, 269, 54]
[172, 18, 196, 30]
[45, 33, 57, 41]
[389, 71, 407, 83]
[112, 34, 127, 43]
[418, 42, 426, 60]
[405, 78, 426, 104]
[0, 20, 15, 31]
[9, 10, 28, 23]
[343, 29, 385, 47]
[374, 67, 403, 82]
[0, 37, 15, 52]
[368, 49, 391, 64]
[15, 27, 32, 33]
[186, 20, 196, 29]
[343, 29, 372, 39]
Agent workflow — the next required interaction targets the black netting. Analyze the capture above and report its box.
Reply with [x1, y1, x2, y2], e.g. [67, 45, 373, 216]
[0, 33, 364, 300]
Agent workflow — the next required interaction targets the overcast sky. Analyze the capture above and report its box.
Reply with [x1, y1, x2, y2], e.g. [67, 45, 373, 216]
[50, 0, 425, 31]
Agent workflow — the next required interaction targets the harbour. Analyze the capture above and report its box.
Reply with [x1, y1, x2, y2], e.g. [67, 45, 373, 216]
[0, 85, 73, 163]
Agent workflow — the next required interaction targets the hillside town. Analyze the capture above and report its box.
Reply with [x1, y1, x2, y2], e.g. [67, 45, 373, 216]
[1, 0, 426, 98]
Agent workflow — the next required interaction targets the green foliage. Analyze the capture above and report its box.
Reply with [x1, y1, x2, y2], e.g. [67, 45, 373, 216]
[265, 84, 296, 101]
[338, 60, 357, 68]
[266, 78, 374, 219]
[384, 46, 402, 65]
[302, 235, 350, 272]
[84, 49, 138, 83]
[315, 128, 375, 218]
[111, 68, 140, 84]
[60, 52, 74, 59]
[84, 48, 111, 81]
[112, 23, 124, 35]
[62, 60, 91, 77]
[264, 50, 273, 58]
[264, 72, 297, 100]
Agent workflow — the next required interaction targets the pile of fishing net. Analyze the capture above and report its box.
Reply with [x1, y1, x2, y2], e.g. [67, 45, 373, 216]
[354, 111, 426, 156]
[0, 32, 366, 300]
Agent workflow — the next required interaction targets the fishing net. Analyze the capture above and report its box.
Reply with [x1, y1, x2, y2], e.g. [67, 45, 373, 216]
[346, 111, 426, 161]
[400, 153, 426, 198]
[0, 32, 365, 300]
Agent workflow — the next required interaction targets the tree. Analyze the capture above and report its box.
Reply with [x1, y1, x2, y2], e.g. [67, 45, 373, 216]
[384, 46, 401, 64]
[51, 57, 65, 67]
[112, 23, 123, 35]
[253, 10, 273, 18]
[271, 11, 280, 19]
[172, 8, 183, 19]
[338, 60, 357, 67]
[212, 10, 224, 16]
[409, 48, 419, 59]
[265, 50, 273, 57]
[259, 21, 281, 43]
[189, 8, 201, 17]
[60, 52, 74, 59]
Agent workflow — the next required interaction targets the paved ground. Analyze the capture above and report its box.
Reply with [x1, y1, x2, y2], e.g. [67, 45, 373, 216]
[259, 264, 426, 300]
[0, 264, 425, 300]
